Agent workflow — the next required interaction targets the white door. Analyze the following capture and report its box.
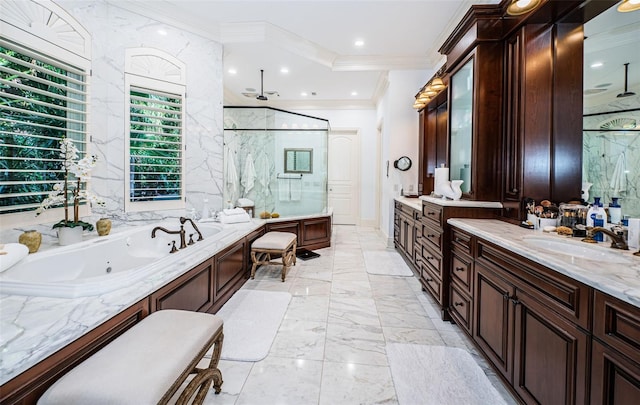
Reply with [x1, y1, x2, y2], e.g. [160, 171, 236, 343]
[328, 129, 360, 225]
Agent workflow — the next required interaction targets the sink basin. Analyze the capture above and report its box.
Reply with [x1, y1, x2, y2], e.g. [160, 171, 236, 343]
[522, 237, 632, 264]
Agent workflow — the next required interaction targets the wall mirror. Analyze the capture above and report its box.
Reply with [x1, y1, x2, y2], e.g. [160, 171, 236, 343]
[583, 5, 640, 218]
[284, 148, 313, 173]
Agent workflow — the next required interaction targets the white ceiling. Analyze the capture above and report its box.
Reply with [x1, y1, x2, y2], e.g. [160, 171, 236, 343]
[110, 1, 639, 110]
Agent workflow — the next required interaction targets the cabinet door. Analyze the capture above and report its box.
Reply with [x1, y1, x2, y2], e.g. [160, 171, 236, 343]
[214, 241, 245, 302]
[591, 340, 640, 405]
[513, 290, 589, 405]
[474, 263, 515, 381]
[449, 58, 474, 194]
[302, 217, 331, 249]
[150, 259, 214, 313]
[267, 221, 300, 243]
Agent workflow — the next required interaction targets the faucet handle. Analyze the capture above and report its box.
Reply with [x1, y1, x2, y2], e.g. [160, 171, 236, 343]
[188, 234, 195, 245]
[168, 241, 179, 253]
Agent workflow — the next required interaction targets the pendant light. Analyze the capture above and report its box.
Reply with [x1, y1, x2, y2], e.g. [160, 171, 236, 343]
[618, 0, 640, 13]
[506, 0, 541, 16]
[617, 63, 636, 98]
[430, 78, 445, 91]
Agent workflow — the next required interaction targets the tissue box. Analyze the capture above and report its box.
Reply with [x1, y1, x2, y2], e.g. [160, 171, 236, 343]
[628, 218, 640, 250]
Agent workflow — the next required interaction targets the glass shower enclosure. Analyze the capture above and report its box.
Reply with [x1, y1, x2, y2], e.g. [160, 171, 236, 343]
[223, 107, 329, 218]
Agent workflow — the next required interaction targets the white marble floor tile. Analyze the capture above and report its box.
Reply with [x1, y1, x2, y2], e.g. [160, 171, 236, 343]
[329, 296, 380, 326]
[284, 295, 330, 322]
[235, 356, 323, 405]
[382, 326, 445, 345]
[374, 295, 427, 316]
[319, 361, 398, 405]
[288, 278, 332, 296]
[378, 311, 436, 330]
[330, 280, 374, 297]
[324, 322, 388, 366]
[269, 319, 327, 361]
[241, 278, 292, 293]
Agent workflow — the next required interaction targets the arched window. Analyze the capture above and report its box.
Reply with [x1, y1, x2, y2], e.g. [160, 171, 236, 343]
[0, 0, 91, 226]
[124, 48, 186, 212]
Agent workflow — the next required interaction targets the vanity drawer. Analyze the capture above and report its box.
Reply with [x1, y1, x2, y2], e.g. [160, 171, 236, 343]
[421, 266, 443, 305]
[449, 284, 472, 334]
[451, 228, 473, 257]
[421, 223, 442, 250]
[594, 291, 640, 364]
[420, 244, 442, 278]
[451, 252, 473, 295]
[422, 202, 443, 227]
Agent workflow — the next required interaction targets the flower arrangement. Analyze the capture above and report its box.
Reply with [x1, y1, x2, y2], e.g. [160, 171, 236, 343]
[36, 138, 104, 231]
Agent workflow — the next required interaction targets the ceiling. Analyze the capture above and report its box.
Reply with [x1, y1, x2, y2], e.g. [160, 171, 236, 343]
[110, 0, 501, 109]
[110, 1, 639, 110]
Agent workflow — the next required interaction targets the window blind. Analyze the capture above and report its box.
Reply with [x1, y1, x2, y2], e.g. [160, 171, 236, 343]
[0, 39, 87, 214]
[128, 86, 184, 203]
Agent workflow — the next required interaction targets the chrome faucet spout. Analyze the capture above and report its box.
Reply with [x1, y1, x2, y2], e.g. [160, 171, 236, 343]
[180, 217, 204, 241]
[588, 227, 629, 250]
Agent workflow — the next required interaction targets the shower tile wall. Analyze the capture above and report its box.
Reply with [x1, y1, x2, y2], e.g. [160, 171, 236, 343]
[583, 95, 640, 218]
[58, 0, 224, 224]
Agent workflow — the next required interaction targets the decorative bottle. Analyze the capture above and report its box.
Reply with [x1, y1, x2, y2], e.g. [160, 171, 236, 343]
[608, 198, 622, 225]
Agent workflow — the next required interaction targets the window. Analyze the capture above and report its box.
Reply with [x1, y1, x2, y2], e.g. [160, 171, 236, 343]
[0, 38, 88, 215]
[126, 83, 185, 211]
[124, 49, 186, 212]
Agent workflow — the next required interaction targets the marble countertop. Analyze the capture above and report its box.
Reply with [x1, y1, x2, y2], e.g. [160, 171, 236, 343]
[0, 211, 332, 386]
[448, 219, 640, 308]
[394, 197, 422, 211]
[420, 196, 503, 208]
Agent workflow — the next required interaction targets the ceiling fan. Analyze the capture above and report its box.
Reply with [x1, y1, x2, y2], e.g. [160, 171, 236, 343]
[617, 63, 636, 98]
[241, 69, 278, 100]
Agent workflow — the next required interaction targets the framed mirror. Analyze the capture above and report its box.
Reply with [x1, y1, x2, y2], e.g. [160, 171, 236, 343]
[284, 148, 313, 173]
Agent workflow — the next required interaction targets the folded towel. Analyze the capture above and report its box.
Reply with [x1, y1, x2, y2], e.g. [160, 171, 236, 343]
[278, 178, 290, 201]
[290, 179, 302, 201]
[223, 207, 247, 216]
[0, 243, 29, 273]
[219, 211, 251, 224]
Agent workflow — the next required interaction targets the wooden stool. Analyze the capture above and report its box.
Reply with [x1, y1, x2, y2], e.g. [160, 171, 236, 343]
[250, 232, 297, 282]
[38, 310, 224, 405]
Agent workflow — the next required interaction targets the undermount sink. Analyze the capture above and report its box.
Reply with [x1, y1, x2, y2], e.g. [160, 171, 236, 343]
[522, 236, 632, 264]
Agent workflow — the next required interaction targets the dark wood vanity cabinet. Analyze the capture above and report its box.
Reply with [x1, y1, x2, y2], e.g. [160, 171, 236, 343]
[418, 93, 448, 196]
[150, 259, 215, 313]
[212, 240, 246, 312]
[266, 215, 332, 251]
[591, 292, 640, 404]
[393, 201, 421, 275]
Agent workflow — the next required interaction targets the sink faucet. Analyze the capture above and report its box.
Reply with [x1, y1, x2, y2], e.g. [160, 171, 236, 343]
[151, 225, 187, 251]
[586, 227, 629, 250]
[180, 217, 204, 242]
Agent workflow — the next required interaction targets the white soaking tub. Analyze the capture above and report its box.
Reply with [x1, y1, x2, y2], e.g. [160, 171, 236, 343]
[0, 222, 226, 298]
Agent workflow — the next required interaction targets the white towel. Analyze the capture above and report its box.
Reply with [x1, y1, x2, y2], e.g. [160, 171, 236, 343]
[0, 243, 29, 273]
[219, 211, 251, 224]
[278, 178, 290, 201]
[241, 153, 256, 194]
[290, 178, 302, 201]
[255, 152, 271, 196]
[223, 207, 246, 216]
[225, 146, 239, 203]
[610, 152, 627, 195]
[237, 198, 254, 207]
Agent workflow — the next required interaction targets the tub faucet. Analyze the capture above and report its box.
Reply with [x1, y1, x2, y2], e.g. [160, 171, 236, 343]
[586, 227, 629, 250]
[151, 226, 187, 251]
[179, 217, 204, 242]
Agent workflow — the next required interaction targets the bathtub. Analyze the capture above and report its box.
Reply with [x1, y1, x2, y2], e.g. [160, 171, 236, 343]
[0, 222, 227, 299]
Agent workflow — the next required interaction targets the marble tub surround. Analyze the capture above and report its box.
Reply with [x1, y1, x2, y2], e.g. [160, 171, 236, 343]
[0, 219, 262, 386]
[447, 218, 640, 308]
[419, 195, 503, 208]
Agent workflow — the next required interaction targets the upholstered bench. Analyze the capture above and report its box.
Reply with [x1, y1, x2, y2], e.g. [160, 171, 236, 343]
[38, 309, 224, 405]
[250, 231, 297, 282]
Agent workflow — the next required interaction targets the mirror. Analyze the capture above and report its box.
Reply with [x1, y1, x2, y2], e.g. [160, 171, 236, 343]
[284, 148, 313, 173]
[583, 6, 640, 218]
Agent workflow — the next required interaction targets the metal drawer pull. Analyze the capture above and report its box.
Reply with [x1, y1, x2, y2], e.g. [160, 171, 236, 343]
[454, 302, 464, 307]
[428, 234, 436, 238]
[454, 267, 465, 272]
[426, 278, 433, 282]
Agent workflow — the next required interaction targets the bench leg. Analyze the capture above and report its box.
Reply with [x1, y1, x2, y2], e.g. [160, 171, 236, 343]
[250, 251, 258, 279]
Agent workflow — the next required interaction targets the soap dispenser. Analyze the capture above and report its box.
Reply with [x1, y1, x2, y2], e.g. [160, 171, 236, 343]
[609, 197, 622, 225]
[586, 197, 601, 228]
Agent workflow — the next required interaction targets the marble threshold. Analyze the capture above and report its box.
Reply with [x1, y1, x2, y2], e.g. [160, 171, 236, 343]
[449, 218, 640, 308]
[0, 211, 332, 386]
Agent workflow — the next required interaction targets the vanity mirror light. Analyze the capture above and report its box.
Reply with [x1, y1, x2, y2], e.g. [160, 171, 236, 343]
[284, 148, 313, 174]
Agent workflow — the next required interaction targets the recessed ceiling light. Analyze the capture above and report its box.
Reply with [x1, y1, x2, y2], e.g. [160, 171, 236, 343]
[590, 62, 604, 69]
[280, 67, 289, 74]
[351, 91, 358, 96]
[354, 39, 364, 47]
[157, 29, 168, 36]
[301, 92, 308, 97]
[228, 68, 237, 75]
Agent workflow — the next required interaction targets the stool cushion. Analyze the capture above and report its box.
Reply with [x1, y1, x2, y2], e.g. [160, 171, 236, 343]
[252, 232, 296, 250]
[38, 310, 223, 405]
